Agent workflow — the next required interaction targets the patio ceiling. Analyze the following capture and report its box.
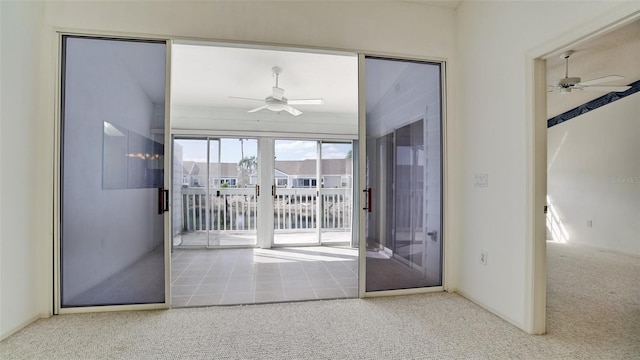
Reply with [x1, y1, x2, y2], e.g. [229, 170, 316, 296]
[170, 42, 359, 116]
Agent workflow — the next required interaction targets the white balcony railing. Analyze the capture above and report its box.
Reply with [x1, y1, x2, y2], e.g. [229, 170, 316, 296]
[181, 187, 352, 233]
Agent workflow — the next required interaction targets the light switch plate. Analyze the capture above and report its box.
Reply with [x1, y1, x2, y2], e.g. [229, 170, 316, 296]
[480, 250, 488, 265]
[474, 174, 488, 187]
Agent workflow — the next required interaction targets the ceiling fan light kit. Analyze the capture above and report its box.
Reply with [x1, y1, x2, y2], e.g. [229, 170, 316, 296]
[548, 50, 631, 94]
[230, 66, 324, 116]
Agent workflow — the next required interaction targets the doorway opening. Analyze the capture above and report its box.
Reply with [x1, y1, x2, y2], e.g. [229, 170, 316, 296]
[542, 19, 640, 336]
[169, 42, 359, 307]
[170, 136, 357, 306]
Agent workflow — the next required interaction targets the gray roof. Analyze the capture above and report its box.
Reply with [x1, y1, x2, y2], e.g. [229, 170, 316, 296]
[184, 162, 239, 178]
[275, 159, 351, 176]
[185, 159, 351, 178]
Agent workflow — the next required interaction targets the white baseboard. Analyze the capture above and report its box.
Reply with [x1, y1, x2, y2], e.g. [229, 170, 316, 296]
[454, 289, 526, 333]
[1, 312, 48, 341]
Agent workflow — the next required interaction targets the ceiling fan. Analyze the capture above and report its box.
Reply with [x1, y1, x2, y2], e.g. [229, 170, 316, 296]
[548, 51, 631, 94]
[230, 66, 324, 116]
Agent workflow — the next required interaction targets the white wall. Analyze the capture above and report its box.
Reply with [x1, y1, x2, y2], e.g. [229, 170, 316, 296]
[547, 93, 640, 255]
[1, 0, 456, 338]
[0, 1, 46, 340]
[454, 0, 637, 330]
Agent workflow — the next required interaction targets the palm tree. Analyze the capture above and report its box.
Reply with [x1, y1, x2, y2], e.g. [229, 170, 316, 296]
[238, 155, 257, 187]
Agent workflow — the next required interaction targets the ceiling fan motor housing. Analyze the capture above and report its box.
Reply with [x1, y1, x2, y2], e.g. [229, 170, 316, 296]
[557, 76, 581, 88]
[265, 96, 288, 111]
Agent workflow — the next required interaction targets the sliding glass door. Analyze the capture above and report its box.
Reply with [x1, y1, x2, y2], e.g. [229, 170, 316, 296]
[174, 137, 353, 248]
[60, 36, 168, 307]
[272, 140, 354, 246]
[363, 56, 443, 292]
[173, 137, 258, 247]
[320, 142, 353, 244]
[272, 139, 319, 245]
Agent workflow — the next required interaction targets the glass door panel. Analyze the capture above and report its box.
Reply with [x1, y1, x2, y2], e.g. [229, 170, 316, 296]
[273, 140, 319, 245]
[320, 142, 353, 244]
[364, 57, 443, 292]
[207, 139, 221, 246]
[173, 137, 258, 247]
[218, 138, 258, 246]
[61, 36, 167, 307]
[173, 138, 209, 247]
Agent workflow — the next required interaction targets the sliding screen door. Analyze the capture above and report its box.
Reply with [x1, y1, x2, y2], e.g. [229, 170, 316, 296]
[60, 36, 167, 307]
[363, 57, 442, 292]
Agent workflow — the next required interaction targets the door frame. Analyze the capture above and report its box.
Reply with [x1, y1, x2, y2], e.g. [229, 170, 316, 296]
[53, 32, 173, 314]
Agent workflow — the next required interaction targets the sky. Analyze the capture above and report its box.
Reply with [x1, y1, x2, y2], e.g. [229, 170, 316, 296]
[175, 138, 351, 163]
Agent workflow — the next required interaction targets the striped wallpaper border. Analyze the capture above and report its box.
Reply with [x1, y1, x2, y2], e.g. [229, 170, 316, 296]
[548, 80, 640, 128]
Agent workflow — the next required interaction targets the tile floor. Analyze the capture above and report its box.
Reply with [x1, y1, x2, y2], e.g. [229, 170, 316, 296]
[171, 246, 358, 307]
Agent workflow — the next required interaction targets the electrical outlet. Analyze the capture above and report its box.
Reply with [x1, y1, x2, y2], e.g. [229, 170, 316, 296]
[480, 251, 488, 266]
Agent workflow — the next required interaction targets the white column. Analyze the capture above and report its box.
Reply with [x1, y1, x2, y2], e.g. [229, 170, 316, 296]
[257, 138, 275, 249]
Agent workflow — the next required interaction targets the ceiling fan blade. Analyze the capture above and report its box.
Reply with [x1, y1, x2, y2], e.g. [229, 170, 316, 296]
[579, 75, 624, 86]
[284, 105, 302, 116]
[230, 96, 264, 102]
[248, 105, 268, 113]
[581, 85, 631, 92]
[288, 99, 325, 105]
[272, 87, 285, 100]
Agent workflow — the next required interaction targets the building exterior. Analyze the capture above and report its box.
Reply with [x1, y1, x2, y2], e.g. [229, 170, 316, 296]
[182, 159, 352, 189]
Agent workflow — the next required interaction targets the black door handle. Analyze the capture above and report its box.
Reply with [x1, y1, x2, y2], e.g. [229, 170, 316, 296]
[163, 189, 169, 212]
[362, 188, 371, 212]
[158, 188, 169, 214]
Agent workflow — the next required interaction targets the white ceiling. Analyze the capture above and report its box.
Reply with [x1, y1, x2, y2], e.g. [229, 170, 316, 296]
[171, 43, 359, 116]
[171, 16, 638, 123]
[546, 20, 640, 118]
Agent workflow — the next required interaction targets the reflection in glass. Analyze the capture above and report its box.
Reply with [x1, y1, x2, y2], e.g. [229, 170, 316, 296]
[364, 57, 442, 292]
[102, 121, 164, 189]
[102, 122, 128, 189]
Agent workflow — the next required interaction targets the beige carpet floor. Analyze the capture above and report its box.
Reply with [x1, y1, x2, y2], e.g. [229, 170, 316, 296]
[1, 242, 639, 359]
